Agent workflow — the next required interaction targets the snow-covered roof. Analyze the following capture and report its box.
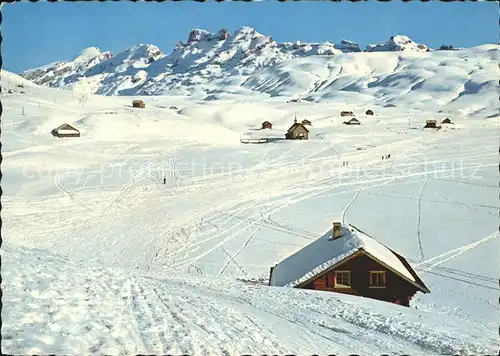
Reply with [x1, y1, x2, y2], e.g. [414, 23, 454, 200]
[53, 123, 79, 133]
[57, 129, 79, 135]
[270, 223, 421, 289]
[287, 121, 310, 133]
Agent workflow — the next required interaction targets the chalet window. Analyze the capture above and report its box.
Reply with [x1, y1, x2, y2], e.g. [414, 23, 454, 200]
[334, 271, 351, 288]
[369, 271, 386, 288]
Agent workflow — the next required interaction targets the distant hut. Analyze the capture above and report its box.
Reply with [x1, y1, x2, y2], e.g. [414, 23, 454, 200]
[286, 117, 309, 140]
[261, 121, 273, 130]
[132, 99, 146, 108]
[301, 119, 312, 126]
[423, 119, 437, 129]
[341, 111, 354, 117]
[366, 109, 374, 116]
[51, 123, 80, 138]
[441, 118, 453, 124]
[343, 118, 361, 125]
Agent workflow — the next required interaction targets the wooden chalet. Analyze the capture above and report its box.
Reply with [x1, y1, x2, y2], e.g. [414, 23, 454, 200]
[132, 99, 146, 108]
[441, 118, 453, 124]
[343, 118, 361, 125]
[301, 119, 312, 126]
[51, 123, 80, 138]
[341, 111, 354, 117]
[261, 121, 273, 130]
[285, 117, 309, 140]
[423, 119, 437, 129]
[366, 109, 374, 115]
[269, 222, 430, 307]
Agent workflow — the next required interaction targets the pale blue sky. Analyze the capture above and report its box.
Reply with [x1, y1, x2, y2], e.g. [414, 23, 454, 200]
[2, 1, 498, 73]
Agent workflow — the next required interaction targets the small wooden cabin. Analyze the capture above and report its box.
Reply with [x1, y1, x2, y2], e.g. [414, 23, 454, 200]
[441, 118, 453, 124]
[366, 109, 374, 115]
[286, 118, 309, 140]
[343, 118, 361, 125]
[261, 121, 273, 130]
[132, 100, 146, 108]
[301, 119, 312, 126]
[51, 123, 80, 138]
[424, 119, 437, 129]
[269, 222, 430, 307]
[341, 111, 354, 117]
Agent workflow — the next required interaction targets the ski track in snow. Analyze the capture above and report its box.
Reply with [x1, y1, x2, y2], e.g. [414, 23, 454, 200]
[342, 182, 366, 224]
[416, 231, 499, 272]
[415, 178, 429, 262]
[218, 222, 263, 276]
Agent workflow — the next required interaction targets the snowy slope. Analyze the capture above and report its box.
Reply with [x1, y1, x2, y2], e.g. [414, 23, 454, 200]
[242, 46, 499, 118]
[3, 42, 500, 355]
[2, 242, 495, 355]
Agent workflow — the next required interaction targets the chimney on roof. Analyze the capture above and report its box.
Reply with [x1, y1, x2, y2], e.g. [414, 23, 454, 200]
[294, 114, 297, 124]
[332, 222, 343, 239]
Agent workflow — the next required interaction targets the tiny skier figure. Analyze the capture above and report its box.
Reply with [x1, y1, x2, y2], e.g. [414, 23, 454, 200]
[387, 154, 391, 159]
[342, 161, 345, 166]
[382, 156, 384, 160]
[163, 177, 166, 185]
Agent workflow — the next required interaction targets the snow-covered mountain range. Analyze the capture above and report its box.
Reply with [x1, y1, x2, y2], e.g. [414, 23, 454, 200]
[21, 26, 489, 100]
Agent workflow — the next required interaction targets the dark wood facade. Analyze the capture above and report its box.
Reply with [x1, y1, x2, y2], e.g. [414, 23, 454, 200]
[297, 251, 428, 307]
[301, 119, 312, 126]
[261, 121, 273, 129]
[424, 120, 437, 129]
[343, 118, 361, 125]
[441, 118, 453, 124]
[366, 109, 374, 115]
[132, 100, 146, 108]
[341, 111, 354, 117]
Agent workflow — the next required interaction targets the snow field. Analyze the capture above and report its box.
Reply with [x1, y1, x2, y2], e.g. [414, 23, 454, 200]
[2, 43, 499, 354]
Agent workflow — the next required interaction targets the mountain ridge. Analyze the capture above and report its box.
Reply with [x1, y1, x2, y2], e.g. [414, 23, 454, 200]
[18, 26, 435, 90]
[18, 26, 498, 116]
